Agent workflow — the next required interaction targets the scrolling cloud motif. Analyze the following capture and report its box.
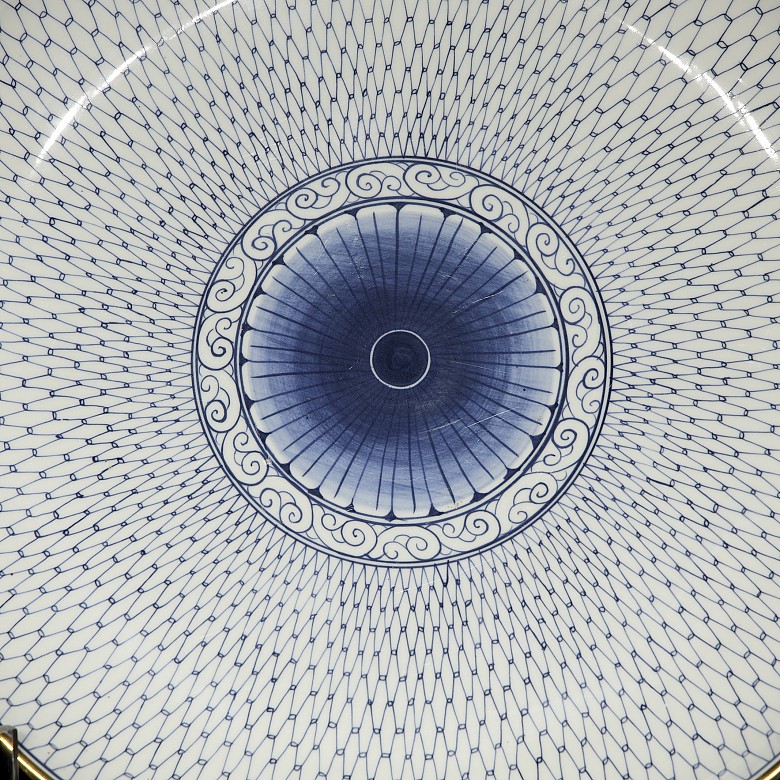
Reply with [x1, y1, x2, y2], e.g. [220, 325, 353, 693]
[194, 159, 610, 564]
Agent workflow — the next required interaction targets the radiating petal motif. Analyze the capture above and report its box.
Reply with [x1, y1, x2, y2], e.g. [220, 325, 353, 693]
[242, 204, 560, 518]
[195, 160, 607, 562]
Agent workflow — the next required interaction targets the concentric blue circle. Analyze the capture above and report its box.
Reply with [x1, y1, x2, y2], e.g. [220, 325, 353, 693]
[195, 158, 609, 563]
[370, 330, 430, 389]
[240, 203, 563, 519]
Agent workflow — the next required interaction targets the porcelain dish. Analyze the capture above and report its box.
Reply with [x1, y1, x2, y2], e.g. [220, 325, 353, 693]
[0, 1, 779, 778]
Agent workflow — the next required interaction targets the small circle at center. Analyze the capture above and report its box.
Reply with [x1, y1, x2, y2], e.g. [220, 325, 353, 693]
[370, 330, 430, 389]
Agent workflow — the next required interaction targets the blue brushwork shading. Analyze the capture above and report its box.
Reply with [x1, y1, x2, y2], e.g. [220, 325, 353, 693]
[241, 203, 562, 519]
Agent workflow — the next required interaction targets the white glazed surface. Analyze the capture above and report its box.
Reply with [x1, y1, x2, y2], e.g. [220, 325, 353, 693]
[1, 1, 779, 779]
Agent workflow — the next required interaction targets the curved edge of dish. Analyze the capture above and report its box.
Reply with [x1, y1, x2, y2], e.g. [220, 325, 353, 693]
[0, 726, 63, 780]
[754, 753, 780, 780]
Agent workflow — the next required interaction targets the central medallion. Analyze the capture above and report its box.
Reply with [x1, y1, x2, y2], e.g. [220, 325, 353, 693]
[195, 159, 609, 563]
[240, 204, 562, 520]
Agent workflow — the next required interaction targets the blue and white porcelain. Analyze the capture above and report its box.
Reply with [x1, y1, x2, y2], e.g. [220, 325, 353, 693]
[0, 1, 778, 779]
[195, 159, 609, 563]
